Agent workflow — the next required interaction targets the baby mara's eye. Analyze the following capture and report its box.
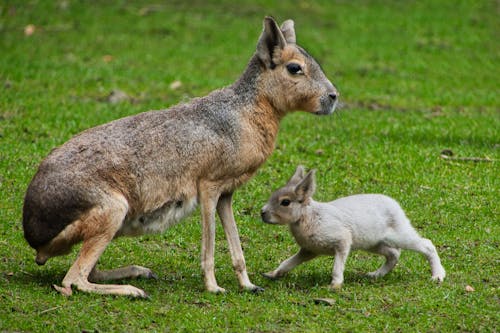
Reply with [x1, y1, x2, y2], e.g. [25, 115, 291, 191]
[280, 199, 291, 207]
[286, 63, 303, 75]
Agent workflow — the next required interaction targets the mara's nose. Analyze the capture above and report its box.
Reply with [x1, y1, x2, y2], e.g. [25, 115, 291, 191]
[260, 208, 267, 220]
[328, 91, 339, 102]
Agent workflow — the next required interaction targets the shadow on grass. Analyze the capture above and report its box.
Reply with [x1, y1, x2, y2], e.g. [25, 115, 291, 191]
[258, 268, 421, 293]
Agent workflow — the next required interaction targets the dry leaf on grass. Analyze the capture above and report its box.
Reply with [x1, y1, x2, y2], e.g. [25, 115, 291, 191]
[102, 55, 114, 63]
[170, 80, 183, 90]
[24, 24, 36, 36]
[313, 298, 336, 306]
[103, 89, 129, 104]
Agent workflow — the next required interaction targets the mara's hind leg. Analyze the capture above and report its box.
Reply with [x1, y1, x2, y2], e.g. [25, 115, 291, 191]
[367, 245, 401, 278]
[54, 197, 148, 298]
[89, 265, 157, 283]
[397, 233, 446, 282]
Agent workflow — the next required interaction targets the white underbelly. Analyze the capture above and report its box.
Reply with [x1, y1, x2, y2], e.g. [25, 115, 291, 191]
[118, 197, 197, 236]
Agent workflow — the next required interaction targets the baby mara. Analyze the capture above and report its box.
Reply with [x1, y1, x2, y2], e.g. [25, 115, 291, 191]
[261, 166, 446, 289]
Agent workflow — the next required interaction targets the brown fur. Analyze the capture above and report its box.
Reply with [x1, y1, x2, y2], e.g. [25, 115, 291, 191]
[23, 17, 338, 297]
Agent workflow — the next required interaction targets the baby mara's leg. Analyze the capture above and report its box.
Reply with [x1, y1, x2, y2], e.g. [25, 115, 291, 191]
[262, 248, 317, 280]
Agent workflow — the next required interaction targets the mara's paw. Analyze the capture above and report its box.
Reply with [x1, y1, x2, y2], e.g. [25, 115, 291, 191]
[431, 266, 446, 283]
[366, 271, 382, 279]
[431, 273, 445, 283]
[131, 265, 158, 280]
[247, 284, 265, 294]
[53, 284, 73, 297]
[207, 285, 227, 294]
[328, 282, 343, 290]
[124, 285, 150, 299]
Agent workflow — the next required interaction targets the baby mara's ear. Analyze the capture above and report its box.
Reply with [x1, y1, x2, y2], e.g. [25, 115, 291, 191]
[287, 165, 305, 185]
[294, 169, 316, 203]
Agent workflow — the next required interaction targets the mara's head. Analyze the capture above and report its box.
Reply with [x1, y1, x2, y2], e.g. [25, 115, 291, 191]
[255, 17, 339, 116]
[261, 166, 316, 225]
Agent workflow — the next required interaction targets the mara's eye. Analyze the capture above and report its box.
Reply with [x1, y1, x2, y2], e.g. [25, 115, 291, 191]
[286, 63, 303, 75]
[280, 199, 291, 207]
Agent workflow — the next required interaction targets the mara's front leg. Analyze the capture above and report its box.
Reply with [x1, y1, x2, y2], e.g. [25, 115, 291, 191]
[199, 183, 225, 293]
[217, 193, 263, 292]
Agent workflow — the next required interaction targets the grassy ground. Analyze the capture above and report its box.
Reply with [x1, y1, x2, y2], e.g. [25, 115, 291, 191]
[1, 1, 498, 332]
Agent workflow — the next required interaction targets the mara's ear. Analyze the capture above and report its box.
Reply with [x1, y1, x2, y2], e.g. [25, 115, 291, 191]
[256, 16, 287, 69]
[287, 165, 305, 185]
[294, 170, 316, 202]
[280, 19, 296, 44]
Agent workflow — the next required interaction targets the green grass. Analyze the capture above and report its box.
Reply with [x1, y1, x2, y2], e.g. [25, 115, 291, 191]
[1, 1, 498, 331]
